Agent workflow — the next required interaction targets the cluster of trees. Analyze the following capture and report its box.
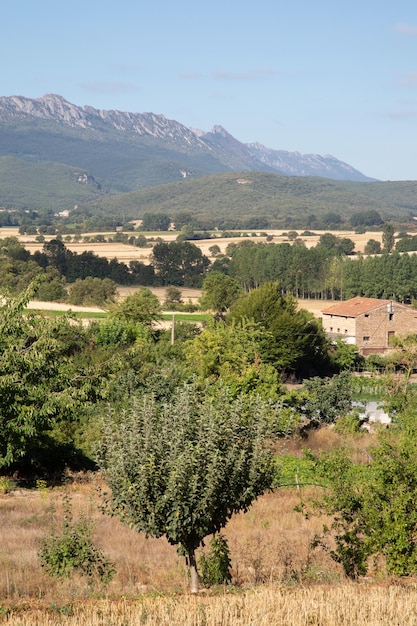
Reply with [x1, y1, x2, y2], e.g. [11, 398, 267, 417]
[0, 277, 353, 479]
[224, 239, 417, 302]
[2, 203, 389, 238]
[0, 275, 363, 589]
[123, 209, 385, 235]
[5, 224, 417, 306]
[0, 237, 211, 302]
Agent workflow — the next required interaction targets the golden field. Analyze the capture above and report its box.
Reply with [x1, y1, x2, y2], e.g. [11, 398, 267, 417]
[2, 227, 386, 266]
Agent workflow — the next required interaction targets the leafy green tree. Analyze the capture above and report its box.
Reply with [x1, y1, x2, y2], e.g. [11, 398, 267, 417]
[172, 212, 193, 230]
[292, 372, 354, 425]
[176, 224, 195, 241]
[111, 288, 162, 326]
[129, 260, 156, 285]
[90, 317, 143, 348]
[350, 210, 383, 227]
[315, 418, 417, 578]
[68, 277, 117, 307]
[0, 236, 31, 262]
[229, 282, 330, 377]
[97, 384, 276, 592]
[208, 244, 221, 257]
[140, 213, 171, 231]
[152, 240, 210, 287]
[320, 212, 342, 227]
[0, 282, 92, 471]
[164, 285, 183, 307]
[35, 270, 67, 302]
[184, 318, 282, 399]
[200, 272, 242, 312]
[364, 239, 382, 255]
[328, 338, 363, 372]
[395, 235, 417, 252]
[317, 233, 354, 256]
[42, 238, 70, 275]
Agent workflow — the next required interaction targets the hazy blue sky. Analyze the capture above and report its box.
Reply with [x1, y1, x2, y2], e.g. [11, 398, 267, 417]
[2, 1, 417, 181]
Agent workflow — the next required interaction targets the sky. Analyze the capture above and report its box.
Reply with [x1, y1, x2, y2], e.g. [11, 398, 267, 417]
[2, 1, 417, 181]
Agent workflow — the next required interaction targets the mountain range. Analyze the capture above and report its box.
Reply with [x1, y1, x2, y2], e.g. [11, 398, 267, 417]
[0, 94, 375, 213]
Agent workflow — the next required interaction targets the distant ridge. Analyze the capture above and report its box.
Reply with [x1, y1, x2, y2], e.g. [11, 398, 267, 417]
[0, 94, 374, 191]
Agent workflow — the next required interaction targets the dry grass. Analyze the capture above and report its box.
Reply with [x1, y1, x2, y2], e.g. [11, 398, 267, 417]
[2, 469, 411, 625]
[4, 583, 417, 625]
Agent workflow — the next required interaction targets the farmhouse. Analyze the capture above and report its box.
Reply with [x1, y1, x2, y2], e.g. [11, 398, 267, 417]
[321, 296, 417, 355]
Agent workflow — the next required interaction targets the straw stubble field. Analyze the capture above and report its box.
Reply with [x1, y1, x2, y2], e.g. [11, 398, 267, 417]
[2, 431, 417, 626]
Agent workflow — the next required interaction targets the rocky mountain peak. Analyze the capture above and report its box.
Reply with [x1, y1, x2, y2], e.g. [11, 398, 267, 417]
[0, 93, 374, 182]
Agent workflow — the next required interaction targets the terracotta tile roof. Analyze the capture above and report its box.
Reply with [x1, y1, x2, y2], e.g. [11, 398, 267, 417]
[322, 296, 391, 317]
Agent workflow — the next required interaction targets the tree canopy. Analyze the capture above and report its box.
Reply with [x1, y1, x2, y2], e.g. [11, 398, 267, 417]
[228, 282, 330, 378]
[0, 283, 92, 471]
[110, 288, 162, 326]
[97, 383, 276, 592]
[152, 240, 210, 287]
[199, 272, 242, 312]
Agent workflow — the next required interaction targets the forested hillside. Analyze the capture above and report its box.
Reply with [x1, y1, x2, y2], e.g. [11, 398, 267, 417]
[77, 172, 417, 229]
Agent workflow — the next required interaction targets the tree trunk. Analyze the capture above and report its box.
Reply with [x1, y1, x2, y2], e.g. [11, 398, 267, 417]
[188, 548, 199, 593]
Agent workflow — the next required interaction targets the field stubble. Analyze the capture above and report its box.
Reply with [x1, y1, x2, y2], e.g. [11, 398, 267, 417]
[1, 449, 415, 625]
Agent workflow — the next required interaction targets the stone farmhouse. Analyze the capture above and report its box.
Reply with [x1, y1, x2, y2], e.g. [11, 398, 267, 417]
[321, 296, 417, 355]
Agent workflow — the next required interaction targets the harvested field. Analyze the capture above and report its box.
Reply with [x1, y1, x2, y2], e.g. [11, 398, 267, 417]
[5, 228, 389, 265]
[2, 471, 417, 626]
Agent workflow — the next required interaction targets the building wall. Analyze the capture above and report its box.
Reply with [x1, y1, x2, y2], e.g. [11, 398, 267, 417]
[323, 302, 417, 354]
[322, 314, 356, 343]
[356, 302, 417, 352]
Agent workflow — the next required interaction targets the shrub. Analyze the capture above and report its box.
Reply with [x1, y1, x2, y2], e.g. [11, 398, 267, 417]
[39, 492, 114, 584]
[198, 534, 232, 587]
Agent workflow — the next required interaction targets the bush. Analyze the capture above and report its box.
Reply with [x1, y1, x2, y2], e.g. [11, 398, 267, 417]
[91, 317, 141, 347]
[39, 492, 114, 584]
[198, 534, 232, 587]
[334, 412, 362, 434]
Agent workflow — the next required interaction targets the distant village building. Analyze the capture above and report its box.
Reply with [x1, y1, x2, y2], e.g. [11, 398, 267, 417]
[321, 296, 417, 355]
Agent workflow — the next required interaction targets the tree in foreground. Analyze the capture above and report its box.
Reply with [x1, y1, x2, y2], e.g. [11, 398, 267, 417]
[313, 420, 417, 579]
[97, 384, 276, 592]
[0, 281, 91, 472]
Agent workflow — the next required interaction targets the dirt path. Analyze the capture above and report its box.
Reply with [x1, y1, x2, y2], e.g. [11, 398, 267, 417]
[27, 301, 105, 313]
